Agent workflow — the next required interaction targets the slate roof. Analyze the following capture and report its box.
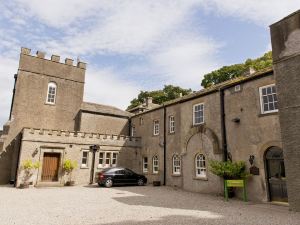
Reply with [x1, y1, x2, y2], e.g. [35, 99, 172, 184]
[81, 102, 133, 118]
[132, 67, 274, 116]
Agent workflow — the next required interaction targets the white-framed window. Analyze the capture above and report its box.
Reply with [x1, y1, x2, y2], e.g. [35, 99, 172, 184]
[259, 84, 278, 114]
[112, 152, 118, 166]
[169, 116, 175, 133]
[143, 157, 148, 173]
[81, 151, 89, 168]
[99, 152, 104, 166]
[98, 151, 118, 168]
[172, 154, 181, 175]
[234, 85, 241, 92]
[46, 82, 57, 104]
[131, 125, 136, 137]
[152, 155, 159, 174]
[195, 154, 206, 178]
[193, 103, 204, 125]
[153, 120, 159, 135]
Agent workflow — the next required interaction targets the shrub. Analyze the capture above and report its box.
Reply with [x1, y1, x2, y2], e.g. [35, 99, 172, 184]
[209, 160, 249, 179]
[63, 160, 77, 173]
[22, 160, 40, 170]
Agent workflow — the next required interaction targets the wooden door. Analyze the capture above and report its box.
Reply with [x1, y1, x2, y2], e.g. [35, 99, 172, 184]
[265, 147, 288, 202]
[41, 153, 60, 181]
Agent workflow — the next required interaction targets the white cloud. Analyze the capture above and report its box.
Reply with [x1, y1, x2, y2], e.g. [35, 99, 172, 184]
[201, 0, 299, 26]
[84, 67, 140, 110]
[150, 35, 222, 89]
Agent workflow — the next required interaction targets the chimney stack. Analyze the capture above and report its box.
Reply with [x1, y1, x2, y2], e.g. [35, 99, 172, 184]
[146, 97, 153, 107]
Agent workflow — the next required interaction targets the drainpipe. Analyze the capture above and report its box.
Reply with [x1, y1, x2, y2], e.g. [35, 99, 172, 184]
[163, 105, 167, 185]
[128, 117, 132, 136]
[220, 89, 228, 162]
[9, 74, 18, 121]
[89, 145, 99, 184]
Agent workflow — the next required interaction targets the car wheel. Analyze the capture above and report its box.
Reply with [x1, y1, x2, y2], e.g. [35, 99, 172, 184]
[137, 179, 144, 186]
[105, 179, 113, 188]
[98, 182, 102, 187]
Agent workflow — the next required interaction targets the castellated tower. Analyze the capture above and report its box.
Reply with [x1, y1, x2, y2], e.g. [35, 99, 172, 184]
[0, 47, 86, 184]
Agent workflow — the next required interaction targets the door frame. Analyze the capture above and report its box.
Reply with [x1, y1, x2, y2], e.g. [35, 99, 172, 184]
[264, 146, 287, 202]
[36, 147, 65, 185]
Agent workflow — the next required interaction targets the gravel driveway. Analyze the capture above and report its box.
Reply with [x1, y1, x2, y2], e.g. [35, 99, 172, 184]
[0, 185, 299, 225]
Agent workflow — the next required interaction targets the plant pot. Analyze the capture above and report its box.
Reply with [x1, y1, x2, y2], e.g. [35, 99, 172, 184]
[65, 181, 75, 186]
[19, 183, 29, 189]
[153, 181, 161, 186]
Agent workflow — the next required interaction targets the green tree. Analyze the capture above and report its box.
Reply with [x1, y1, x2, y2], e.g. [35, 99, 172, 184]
[127, 85, 192, 110]
[201, 51, 273, 88]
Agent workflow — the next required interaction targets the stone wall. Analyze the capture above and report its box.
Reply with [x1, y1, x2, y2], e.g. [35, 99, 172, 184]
[270, 10, 300, 211]
[16, 128, 141, 187]
[132, 72, 281, 201]
[79, 112, 129, 135]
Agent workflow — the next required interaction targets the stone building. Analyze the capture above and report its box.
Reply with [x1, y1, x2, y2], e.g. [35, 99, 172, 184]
[0, 10, 300, 211]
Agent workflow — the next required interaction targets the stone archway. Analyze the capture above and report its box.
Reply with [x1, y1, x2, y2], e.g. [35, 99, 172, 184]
[182, 125, 221, 155]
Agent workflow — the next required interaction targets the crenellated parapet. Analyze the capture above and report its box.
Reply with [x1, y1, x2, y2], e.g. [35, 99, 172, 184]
[21, 47, 86, 69]
[22, 128, 141, 148]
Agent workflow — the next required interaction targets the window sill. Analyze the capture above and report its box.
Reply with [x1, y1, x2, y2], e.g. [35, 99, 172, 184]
[45, 102, 56, 106]
[172, 174, 181, 177]
[258, 111, 278, 117]
[168, 132, 175, 135]
[152, 173, 159, 175]
[193, 176, 208, 181]
[80, 166, 89, 169]
[191, 123, 205, 128]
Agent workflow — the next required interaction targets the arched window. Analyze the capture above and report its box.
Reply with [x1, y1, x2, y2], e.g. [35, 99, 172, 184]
[195, 154, 206, 178]
[46, 82, 57, 104]
[152, 155, 159, 174]
[172, 154, 181, 175]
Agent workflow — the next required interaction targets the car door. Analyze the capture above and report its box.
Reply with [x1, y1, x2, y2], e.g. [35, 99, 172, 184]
[124, 169, 137, 184]
[113, 169, 125, 184]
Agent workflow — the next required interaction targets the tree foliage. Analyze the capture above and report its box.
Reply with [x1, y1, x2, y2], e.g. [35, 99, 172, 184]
[201, 51, 273, 88]
[209, 160, 250, 179]
[127, 85, 192, 110]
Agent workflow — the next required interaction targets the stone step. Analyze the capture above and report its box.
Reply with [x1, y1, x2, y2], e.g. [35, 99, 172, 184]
[35, 182, 64, 188]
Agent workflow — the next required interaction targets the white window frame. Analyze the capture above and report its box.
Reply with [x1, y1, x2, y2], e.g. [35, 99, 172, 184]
[112, 152, 118, 167]
[195, 154, 206, 178]
[259, 84, 278, 114]
[140, 117, 144, 125]
[152, 155, 159, 174]
[46, 82, 57, 104]
[98, 151, 118, 168]
[193, 103, 204, 125]
[81, 150, 89, 168]
[143, 157, 148, 173]
[98, 152, 104, 167]
[172, 154, 181, 175]
[153, 120, 159, 136]
[169, 116, 175, 133]
[131, 125, 136, 137]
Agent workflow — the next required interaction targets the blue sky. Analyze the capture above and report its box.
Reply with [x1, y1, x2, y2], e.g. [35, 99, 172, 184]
[0, 1, 298, 126]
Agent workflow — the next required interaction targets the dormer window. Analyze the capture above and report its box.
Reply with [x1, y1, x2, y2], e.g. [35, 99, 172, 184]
[46, 82, 57, 104]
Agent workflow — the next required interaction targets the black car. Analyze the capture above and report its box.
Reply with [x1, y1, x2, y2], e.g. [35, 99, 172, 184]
[96, 167, 147, 188]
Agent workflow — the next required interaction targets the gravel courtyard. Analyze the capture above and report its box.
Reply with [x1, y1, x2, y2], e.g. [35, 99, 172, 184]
[0, 185, 299, 225]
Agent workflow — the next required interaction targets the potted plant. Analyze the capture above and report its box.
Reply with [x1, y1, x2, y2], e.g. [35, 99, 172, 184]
[20, 160, 40, 188]
[63, 159, 77, 186]
[209, 160, 250, 198]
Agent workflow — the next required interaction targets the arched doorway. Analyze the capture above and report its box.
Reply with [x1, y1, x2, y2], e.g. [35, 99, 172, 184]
[265, 147, 288, 202]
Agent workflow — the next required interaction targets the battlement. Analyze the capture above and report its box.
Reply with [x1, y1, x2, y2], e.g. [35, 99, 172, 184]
[21, 47, 86, 69]
[22, 128, 141, 148]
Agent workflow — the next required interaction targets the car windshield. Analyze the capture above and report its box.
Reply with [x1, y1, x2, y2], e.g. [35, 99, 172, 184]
[125, 168, 136, 174]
